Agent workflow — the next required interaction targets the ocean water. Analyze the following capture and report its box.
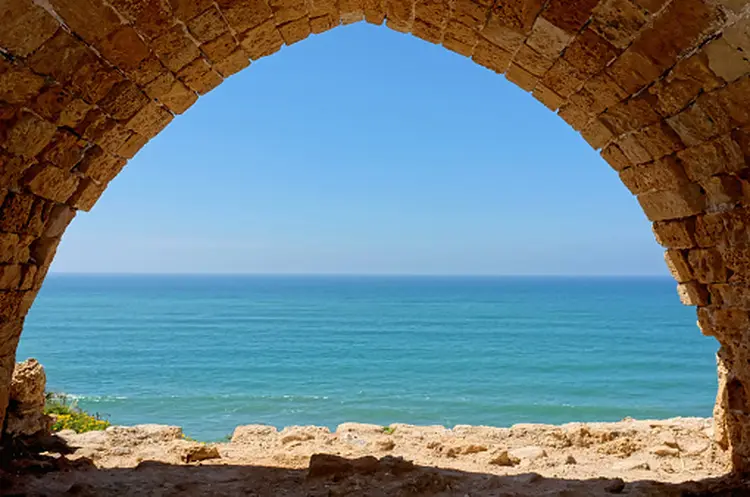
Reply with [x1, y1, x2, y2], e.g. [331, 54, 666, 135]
[17, 275, 719, 441]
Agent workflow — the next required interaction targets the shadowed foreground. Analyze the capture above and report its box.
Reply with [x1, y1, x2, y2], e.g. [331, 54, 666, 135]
[3, 419, 748, 496]
[3, 453, 750, 497]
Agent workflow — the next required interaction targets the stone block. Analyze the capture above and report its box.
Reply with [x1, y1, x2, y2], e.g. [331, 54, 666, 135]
[310, 0, 339, 20]
[23, 164, 79, 204]
[69, 178, 107, 212]
[188, 7, 230, 43]
[488, 0, 543, 34]
[452, 0, 489, 29]
[124, 56, 168, 88]
[240, 19, 285, 60]
[412, 20, 443, 44]
[481, 17, 525, 53]
[48, 0, 122, 44]
[721, 76, 750, 127]
[513, 44, 554, 77]
[677, 135, 744, 182]
[630, 0, 720, 71]
[28, 31, 122, 105]
[563, 28, 620, 78]
[152, 79, 199, 114]
[443, 21, 478, 56]
[177, 58, 223, 95]
[704, 37, 750, 83]
[75, 146, 127, 184]
[270, 0, 309, 25]
[580, 119, 614, 149]
[600, 94, 661, 136]
[542, 0, 599, 33]
[415, 0, 450, 28]
[217, 0, 274, 32]
[145, 72, 177, 101]
[152, 25, 203, 73]
[386, 0, 415, 28]
[703, 175, 743, 207]
[0, 193, 38, 235]
[202, 33, 239, 63]
[57, 99, 93, 129]
[525, 16, 571, 58]
[108, 0, 174, 39]
[471, 39, 511, 74]
[506, 64, 537, 92]
[677, 281, 709, 306]
[722, 247, 750, 285]
[650, 52, 723, 117]
[385, 17, 411, 33]
[98, 81, 150, 121]
[0, 151, 32, 190]
[723, 17, 750, 54]
[169, 0, 215, 21]
[29, 84, 74, 127]
[3, 111, 57, 159]
[117, 133, 149, 159]
[339, 0, 364, 23]
[617, 134, 651, 165]
[637, 183, 705, 221]
[96, 27, 150, 72]
[664, 249, 692, 282]
[43, 204, 75, 239]
[619, 156, 689, 195]
[73, 66, 124, 107]
[0, 232, 32, 264]
[213, 50, 251, 78]
[364, 0, 385, 24]
[606, 47, 662, 95]
[633, 122, 684, 161]
[278, 17, 312, 45]
[0, 63, 46, 106]
[601, 143, 631, 171]
[667, 100, 731, 147]
[541, 58, 585, 98]
[125, 102, 174, 139]
[580, 72, 629, 113]
[27, 30, 88, 85]
[653, 218, 696, 249]
[310, 15, 337, 33]
[591, 0, 649, 49]
[558, 102, 590, 131]
[0, 291, 28, 322]
[0, 0, 59, 57]
[532, 85, 564, 111]
[688, 248, 728, 284]
[93, 121, 132, 156]
[710, 284, 750, 309]
[40, 131, 87, 170]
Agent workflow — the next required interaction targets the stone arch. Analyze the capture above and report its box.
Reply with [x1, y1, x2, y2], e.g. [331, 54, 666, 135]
[1, 0, 750, 470]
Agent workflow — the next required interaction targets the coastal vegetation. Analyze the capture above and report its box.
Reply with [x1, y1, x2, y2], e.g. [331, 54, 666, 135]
[44, 393, 110, 433]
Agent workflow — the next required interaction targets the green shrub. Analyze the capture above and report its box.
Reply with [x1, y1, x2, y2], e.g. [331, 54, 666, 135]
[382, 426, 396, 435]
[44, 393, 111, 433]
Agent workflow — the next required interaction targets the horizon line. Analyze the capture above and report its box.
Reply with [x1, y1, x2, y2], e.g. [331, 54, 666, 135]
[47, 271, 672, 278]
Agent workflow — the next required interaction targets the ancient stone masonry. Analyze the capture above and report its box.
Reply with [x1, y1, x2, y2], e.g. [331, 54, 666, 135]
[1, 0, 750, 471]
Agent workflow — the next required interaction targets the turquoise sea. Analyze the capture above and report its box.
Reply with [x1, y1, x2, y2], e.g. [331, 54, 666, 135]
[17, 275, 719, 441]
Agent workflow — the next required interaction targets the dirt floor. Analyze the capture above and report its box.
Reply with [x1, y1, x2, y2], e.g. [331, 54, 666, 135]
[4, 417, 750, 496]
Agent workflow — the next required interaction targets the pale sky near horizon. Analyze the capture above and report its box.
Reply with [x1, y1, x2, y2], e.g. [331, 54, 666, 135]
[49, 23, 666, 276]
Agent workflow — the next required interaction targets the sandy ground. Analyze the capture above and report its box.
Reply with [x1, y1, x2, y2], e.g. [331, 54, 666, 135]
[4, 417, 750, 496]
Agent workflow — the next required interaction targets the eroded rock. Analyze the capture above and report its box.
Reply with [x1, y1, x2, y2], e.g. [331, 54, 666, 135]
[4, 359, 52, 439]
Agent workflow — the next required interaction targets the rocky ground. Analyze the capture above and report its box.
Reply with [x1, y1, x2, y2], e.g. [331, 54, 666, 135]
[4, 417, 750, 496]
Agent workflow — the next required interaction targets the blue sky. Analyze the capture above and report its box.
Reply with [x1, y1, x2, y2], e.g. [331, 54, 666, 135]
[50, 23, 665, 276]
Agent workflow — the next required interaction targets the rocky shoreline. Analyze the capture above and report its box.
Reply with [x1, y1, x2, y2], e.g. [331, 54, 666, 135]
[2, 360, 745, 495]
[6, 417, 746, 496]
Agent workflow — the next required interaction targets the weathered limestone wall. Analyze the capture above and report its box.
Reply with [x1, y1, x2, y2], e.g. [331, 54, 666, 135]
[2, 0, 750, 470]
